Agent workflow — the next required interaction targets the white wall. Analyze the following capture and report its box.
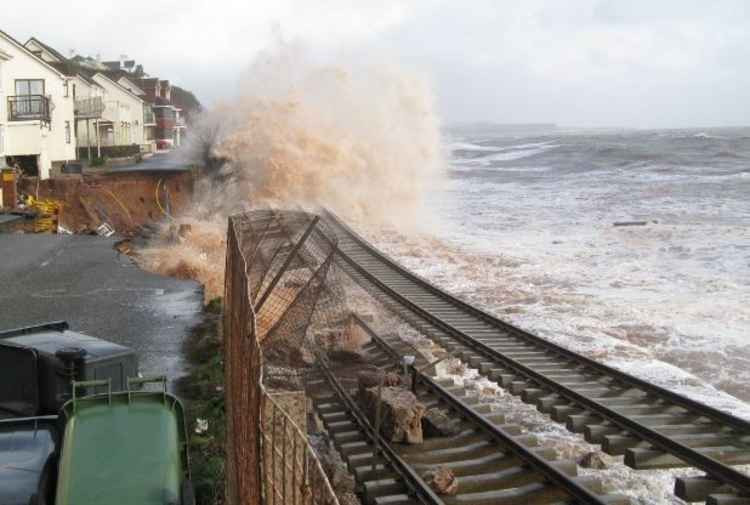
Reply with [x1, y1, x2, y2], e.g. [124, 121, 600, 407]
[77, 74, 146, 150]
[0, 34, 76, 179]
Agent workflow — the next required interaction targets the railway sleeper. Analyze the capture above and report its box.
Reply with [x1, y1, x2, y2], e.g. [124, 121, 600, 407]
[444, 465, 574, 495]
[626, 445, 750, 470]
[440, 478, 602, 505]
[604, 432, 744, 456]
[363, 478, 407, 499]
[706, 493, 750, 505]
[408, 447, 558, 476]
[372, 493, 421, 505]
[340, 440, 376, 456]
[400, 440, 503, 465]
[586, 422, 724, 444]
[675, 475, 735, 502]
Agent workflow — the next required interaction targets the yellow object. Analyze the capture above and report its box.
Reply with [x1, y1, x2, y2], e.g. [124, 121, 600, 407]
[154, 179, 174, 220]
[2, 172, 14, 182]
[28, 196, 62, 233]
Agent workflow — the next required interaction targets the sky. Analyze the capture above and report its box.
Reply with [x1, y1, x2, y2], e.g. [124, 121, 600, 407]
[4, 0, 749, 128]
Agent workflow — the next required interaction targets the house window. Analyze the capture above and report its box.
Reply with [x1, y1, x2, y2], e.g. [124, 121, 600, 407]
[72, 83, 76, 100]
[16, 79, 45, 96]
[64, 81, 69, 97]
[13, 79, 46, 118]
[65, 121, 71, 144]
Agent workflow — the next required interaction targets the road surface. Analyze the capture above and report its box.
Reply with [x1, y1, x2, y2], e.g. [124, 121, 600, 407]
[0, 233, 203, 380]
[111, 151, 191, 172]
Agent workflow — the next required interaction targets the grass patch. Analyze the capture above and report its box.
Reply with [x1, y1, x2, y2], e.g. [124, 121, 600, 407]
[178, 297, 226, 505]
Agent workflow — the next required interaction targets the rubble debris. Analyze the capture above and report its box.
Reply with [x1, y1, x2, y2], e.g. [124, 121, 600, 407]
[578, 451, 612, 469]
[358, 386, 425, 444]
[114, 239, 134, 256]
[423, 467, 459, 495]
[423, 408, 463, 437]
[166, 222, 193, 243]
[328, 349, 368, 364]
[357, 371, 401, 391]
[96, 222, 115, 237]
[310, 434, 362, 505]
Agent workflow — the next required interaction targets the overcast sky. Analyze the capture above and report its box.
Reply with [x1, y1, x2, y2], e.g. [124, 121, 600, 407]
[4, 0, 749, 128]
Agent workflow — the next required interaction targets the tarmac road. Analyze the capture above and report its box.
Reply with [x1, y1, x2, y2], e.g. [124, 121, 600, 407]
[0, 233, 203, 380]
[110, 150, 191, 172]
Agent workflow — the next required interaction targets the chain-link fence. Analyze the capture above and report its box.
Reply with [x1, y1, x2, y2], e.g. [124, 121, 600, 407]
[224, 209, 341, 505]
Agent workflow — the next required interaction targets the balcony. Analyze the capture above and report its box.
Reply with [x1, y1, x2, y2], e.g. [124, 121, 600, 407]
[8, 95, 50, 122]
[75, 96, 105, 119]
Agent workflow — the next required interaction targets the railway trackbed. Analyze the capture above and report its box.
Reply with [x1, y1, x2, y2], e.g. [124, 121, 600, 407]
[318, 209, 750, 505]
[306, 315, 629, 505]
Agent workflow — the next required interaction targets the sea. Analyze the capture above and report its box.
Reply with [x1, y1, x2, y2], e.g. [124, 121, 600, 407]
[365, 125, 750, 503]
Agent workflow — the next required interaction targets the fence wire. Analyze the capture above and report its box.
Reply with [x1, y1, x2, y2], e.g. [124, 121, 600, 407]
[224, 209, 342, 505]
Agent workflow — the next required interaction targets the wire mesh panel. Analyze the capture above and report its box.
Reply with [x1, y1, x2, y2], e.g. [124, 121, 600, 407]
[224, 210, 341, 505]
[260, 391, 338, 505]
[224, 217, 263, 505]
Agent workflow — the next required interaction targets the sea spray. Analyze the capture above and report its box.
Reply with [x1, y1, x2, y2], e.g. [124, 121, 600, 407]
[137, 39, 446, 300]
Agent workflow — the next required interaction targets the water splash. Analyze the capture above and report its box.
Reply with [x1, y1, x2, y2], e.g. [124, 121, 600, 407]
[138, 38, 446, 300]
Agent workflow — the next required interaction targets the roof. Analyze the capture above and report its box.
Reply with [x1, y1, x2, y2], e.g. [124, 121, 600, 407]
[90, 72, 145, 103]
[0, 29, 67, 79]
[47, 60, 76, 77]
[25, 37, 67, 62]
[102, 60, 121, 71]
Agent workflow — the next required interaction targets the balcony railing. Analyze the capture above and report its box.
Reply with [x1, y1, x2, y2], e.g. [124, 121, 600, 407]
[8, 95, 50, 122]
[75, 96, 105, 119]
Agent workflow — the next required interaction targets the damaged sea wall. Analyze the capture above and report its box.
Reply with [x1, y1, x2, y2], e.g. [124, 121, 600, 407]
[18, 171, 194, 235]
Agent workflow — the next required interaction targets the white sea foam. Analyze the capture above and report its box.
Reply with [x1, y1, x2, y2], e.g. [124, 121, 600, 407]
[452, 143, 560, 168]
[354, 138, 750, 420]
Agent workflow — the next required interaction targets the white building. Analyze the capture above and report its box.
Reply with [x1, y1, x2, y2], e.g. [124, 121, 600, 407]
[0, 30, 76, 179]
[24, 38, 154, 158]
[78, 72, 147, 151]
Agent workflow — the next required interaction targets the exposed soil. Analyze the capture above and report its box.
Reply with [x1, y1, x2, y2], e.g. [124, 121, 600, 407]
[16, 171, 194, 236]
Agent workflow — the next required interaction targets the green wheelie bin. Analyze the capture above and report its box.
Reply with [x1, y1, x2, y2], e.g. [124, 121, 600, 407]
[54, 376, 195, 505]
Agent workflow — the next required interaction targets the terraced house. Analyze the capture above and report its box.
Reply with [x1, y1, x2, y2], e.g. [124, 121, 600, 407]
[1, 28, 200, 179]
[0, 30, 76, 179]
[24, 38, 153, 158]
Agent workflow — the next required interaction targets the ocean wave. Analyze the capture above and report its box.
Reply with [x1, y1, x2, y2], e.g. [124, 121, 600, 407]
[452, 143, 560, 168]
[449, 141, 499, 152]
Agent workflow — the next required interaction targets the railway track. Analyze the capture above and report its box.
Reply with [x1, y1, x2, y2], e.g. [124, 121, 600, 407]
[319, 209, 750, 505]
[306, 315, 629, 505]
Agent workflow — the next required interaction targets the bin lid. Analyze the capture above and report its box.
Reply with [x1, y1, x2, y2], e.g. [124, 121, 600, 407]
[0, 416, 59, 505]
[0, 344, 39, 416]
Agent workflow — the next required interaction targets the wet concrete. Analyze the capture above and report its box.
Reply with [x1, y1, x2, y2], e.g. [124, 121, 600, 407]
[0, 233, 203, 380]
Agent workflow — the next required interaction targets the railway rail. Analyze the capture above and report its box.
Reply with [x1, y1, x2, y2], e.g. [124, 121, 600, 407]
[307, 315, 629, 505]
[319, 209, 750, 505]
